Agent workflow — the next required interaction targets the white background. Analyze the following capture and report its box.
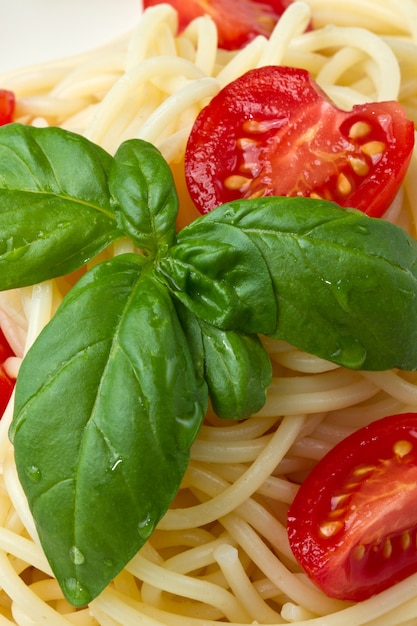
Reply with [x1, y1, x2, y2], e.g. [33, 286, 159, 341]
[0, 0, 142, 73]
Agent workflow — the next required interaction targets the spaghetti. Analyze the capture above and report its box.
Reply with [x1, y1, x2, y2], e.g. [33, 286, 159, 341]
[0, 0, 417, 623]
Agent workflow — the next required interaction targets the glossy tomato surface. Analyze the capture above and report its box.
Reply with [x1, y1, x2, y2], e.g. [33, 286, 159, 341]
[185, 66, 414, 217]
[0, 329, 15, 416]
[287, 412, 417, 602]
[0, 90, 15, 125]
[142, 0, 295, 49]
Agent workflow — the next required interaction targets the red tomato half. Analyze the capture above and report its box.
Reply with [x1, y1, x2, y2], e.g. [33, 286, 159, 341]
[143, 0, 295, 50]
[0, 90, 15, 125]
[287, 413, 417, 602]
[185, 66, 414, 217]
[0, 329, 15, 416]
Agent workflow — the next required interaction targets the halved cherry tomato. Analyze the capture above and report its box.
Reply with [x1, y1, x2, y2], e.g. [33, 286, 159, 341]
[0, 328, 15, 416]
[185, 66, 415, 217]
[0, 90, 15, 125]
[143, 0, 296, 50]
[287, 412, 417, 602]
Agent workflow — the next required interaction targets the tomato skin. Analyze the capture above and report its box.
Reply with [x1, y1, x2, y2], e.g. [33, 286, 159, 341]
[287, 412, 417, 602]
[142, 0, 295, 50]
[0, 368, 14, 416]
[0, 329, 15, 416]
[0, 90, 15, 125]
[185, 66, 414, 217]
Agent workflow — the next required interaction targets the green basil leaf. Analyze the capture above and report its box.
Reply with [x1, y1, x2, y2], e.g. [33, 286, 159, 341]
[176, 302, 272, 419]
[10, 255, 207, 607]
[109, 139, 178, 254]
[201, 326, 271, 419]
[157, 220, 277, 334]
[0, 123, 121, 289]
[202, 196, 417, 370]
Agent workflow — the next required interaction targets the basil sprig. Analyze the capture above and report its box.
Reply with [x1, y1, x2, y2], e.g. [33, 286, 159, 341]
[1, 123, 416, 606]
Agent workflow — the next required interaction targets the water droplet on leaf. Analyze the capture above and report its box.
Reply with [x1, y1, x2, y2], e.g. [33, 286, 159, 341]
[25, 466, 41, 482]
[137, 513, 155, 539]
[63, 577, 90, 607]
[110, 457, 123, 472]
[353, 224, 369, 236]
[69, 546, 85, 565]
[331, 337, 367, 369]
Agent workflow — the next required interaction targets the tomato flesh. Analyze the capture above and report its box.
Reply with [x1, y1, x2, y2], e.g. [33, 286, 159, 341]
[0, 329, 15, 416]
[142, 0, 295, 50]
[287, 413, 417, 602]
[0, 90, 15, 126]
[185, 66, 414, 217]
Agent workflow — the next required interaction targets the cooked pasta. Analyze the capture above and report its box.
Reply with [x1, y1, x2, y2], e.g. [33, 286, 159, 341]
[0, 1, 417, 624]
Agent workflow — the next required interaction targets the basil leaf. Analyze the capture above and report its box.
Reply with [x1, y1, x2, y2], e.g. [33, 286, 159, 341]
[0, 124, 121, 289]
[201, 326, 271, 419]
[109, 139, 178, 254]
[176, 303, 271, 419]
[10, 254, 207, 607]
[157, 220, 277, 334]
[202, 196, 417, 370]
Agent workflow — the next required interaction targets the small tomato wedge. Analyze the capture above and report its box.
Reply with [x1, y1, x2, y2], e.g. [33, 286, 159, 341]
[0, 90, 15, 125]
[185, 66, 414, 217]
[287, 412, 417, 602]
[0, 328, 15, 416]
[143, 0, 295, 50]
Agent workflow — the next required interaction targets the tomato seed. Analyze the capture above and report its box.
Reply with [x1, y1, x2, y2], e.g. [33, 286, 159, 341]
[319, 520, 343, 538]
[353, 544, 366, 560]
[349, 157, 370, 177]
[353, 464, 376, 477]
[393, 440, 413, 458]
[361, 140, 386, 156]
[336, 172, 352, 196]
[224, 174, 250, 191]
[345, 481, 361, 490]
[242, 119, 268, 134]
[331, 493, 350, 507]
[401, 531, 411, 550]
[249, 187, 268, 199]
[383, 538, 392, 558]
[348, 121, 372, 139]
[236, 137, 259, 149]
[239, 162, 262, 176]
